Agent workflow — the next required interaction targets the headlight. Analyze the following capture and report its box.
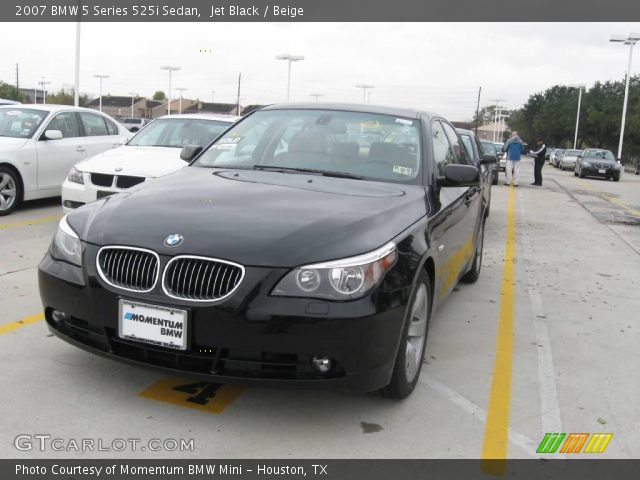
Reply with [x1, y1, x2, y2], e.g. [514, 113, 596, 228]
[50, 215, 82, 266]
[582, 161, 591, 167]
[272, 243, 397, 300]
[67, 167, 84, 185]
[613, 162, 621, 170]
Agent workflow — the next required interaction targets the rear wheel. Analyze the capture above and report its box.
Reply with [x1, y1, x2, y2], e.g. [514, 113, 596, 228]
[0, 167, 22, 216]
[462, 219, 485, 283]
[379, 271, 431, 399]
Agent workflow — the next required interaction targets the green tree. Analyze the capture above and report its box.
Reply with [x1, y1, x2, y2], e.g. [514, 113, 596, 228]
[0, 81, 24, 101]
[153, 90, 166, 101]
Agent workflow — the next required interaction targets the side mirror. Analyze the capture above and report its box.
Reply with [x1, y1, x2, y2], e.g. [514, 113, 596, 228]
[440, 164, 480, 187]
[43, 130, 63, 140]
[180, 145, 203, 162]
[480, 154, 498, 165]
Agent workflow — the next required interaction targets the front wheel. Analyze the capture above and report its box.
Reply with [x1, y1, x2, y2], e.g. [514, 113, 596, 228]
[0, 167, 22, 216]
[462, 219, 485, 283]
[579, 167, 586, 178]
[379, 271, 431, 399]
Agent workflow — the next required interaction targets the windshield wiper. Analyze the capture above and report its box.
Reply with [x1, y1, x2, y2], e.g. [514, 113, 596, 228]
[254, 165, 363, 180]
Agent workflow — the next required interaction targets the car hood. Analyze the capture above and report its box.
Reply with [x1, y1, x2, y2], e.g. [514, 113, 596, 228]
[70, 168, 427, 267]
[75, 145, 187, 178]
[0, 136, 28, 151]
[584, 158, 616, 165]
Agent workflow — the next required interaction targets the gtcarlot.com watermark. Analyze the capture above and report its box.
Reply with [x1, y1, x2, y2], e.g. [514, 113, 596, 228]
[15, 434, 195, 453]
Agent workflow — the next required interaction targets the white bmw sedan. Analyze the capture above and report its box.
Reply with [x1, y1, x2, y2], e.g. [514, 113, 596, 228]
[61, 114, 237, 213]
[0, 105, 130, 215]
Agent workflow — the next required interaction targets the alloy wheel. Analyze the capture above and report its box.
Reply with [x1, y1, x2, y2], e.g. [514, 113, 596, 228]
[0, 173, 17, 212]
[405, 283, 429, 382]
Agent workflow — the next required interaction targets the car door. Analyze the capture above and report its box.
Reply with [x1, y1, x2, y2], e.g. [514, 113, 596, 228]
[78, 112, 125, 158]
[35, 111, 87, 191]
[441, 121, 483, 280]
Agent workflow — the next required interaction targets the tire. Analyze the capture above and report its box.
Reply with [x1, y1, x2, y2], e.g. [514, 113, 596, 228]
[613, 175, 620, 182]
[492, 172, 498, 186]
[462, 218, 485, 284]
[0, 166, 22, 216]
[379, 271, 432, 399]
[579, 167, 585, 178]
[574, 170, 578, 176]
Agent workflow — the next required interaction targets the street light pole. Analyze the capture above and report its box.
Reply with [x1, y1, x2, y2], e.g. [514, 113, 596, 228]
[160, 66, 181, 115]
[489, 98, 505, 143]
[74, 22, 81, 107]
[128, 92, 138, 118]
[355, 84, 374, 103]
[176, 88, 188, 114]
[568, 84, 585, 150]
[39, 78, 51, 104]
[310, 93, 323, 102]
[610, 33, 640, 160]
[93, 74, 109, 112]
[211, 91, 215, 103]
[276, 54, 305, 102]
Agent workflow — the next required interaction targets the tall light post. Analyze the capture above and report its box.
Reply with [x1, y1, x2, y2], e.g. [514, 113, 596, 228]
[310, 93, 323, 102]
[211, 90, 216, 103]
[610, 33, 640, 160]
[568, 84, 585, 149]
[489, 98, 505, 143]
[74, 22, 81, 106]
[276, 54, 305, 102]
[496, 114, 509, 143]
[93, 74, 109, 112]
[176, 87, 188, 114]
[128, 92, 138, 118]
[355, 84, 374, 103]
[39, 78, 51, 104]
[160, 65, 181, 115]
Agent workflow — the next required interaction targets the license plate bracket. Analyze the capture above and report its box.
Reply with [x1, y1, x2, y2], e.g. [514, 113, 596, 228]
[118, 299, 188, 350]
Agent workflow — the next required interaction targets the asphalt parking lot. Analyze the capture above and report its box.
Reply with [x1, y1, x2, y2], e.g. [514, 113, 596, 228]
[1, 157, 639, 459]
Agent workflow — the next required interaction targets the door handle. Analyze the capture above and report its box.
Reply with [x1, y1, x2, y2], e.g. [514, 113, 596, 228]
[76, 146, 86, 153]
[464, 192, 473, 206]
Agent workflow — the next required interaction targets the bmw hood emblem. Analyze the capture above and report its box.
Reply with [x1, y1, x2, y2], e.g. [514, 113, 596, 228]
[164, 234, 184, 247]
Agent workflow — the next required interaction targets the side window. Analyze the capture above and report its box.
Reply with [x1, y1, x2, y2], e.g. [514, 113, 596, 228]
[431, 121, 455, 177]
[46, 112, 80, 138]
[79, 113, 109, 137]
[459, 134, 475, 163]
[105, 117, 119, 135]
[442, 122, 473, 166]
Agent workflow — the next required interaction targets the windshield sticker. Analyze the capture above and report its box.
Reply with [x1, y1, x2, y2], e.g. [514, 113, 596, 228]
[395, 118, 413, 126]
[213, 143, 237, 150]
[4, 110, 21, 116]
[393, 165, 414, 176]
[218, 136, 242, 144]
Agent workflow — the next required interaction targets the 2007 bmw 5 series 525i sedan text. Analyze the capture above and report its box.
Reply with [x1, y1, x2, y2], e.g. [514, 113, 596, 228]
[38, 103, 495, 398]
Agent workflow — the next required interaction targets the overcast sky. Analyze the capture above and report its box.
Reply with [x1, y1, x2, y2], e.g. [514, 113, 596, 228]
[1, 22, 639, 120]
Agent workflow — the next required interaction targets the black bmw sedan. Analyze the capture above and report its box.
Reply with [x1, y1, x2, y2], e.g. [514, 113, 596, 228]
[39, 104, 490, 398]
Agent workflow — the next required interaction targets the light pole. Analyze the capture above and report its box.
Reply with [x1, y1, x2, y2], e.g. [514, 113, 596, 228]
[93, 74, 109, 112]
[568, 84, 585, 149]
[74, 22, 81, 107]
[39, 78, 51, 104]
[276, 54, 305, 102]
[610, 33, 640, 160]
[211, 90, 216, 103]
[160, 65, 181, 115]
[496, 114, 509, 143]
[355, 84, 374, 103]
[489, 98, 505, 143]
[176, 88, 188, 114]
[310, 93, 323, 102]
[128, 92, 138, 118]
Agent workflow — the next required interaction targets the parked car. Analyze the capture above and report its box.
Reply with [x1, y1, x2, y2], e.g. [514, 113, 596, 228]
[493, 142, 507, 171]
[550, 148, 564, 166]
[635, 161, 640, 175]
[61, 114, 237, 212]
[120, 117, 150, 132]
[545, 147, 556, 161]
[0, 105, 131, 216]
[0, 98, 21, 106]
[457, 128, 498, 223]
[480, 140, 502, 179]
[39, 103, 490, 399]
[574, 149, 621, 181]
[558, 149, 581, 170]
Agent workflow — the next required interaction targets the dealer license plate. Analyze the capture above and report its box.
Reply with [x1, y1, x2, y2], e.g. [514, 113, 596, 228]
[118, 300, 187, 350]
[598, 169, 606, 174]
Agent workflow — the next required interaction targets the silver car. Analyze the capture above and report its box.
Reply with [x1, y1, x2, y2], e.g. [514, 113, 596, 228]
[559, 149, 582, 170]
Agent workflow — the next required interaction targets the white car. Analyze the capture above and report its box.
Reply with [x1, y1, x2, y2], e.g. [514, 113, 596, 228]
[61, 114, 237, 213]
[0, 105, 131, 215]
[120, 117, 150, 132]
[558, 149, 582, 170]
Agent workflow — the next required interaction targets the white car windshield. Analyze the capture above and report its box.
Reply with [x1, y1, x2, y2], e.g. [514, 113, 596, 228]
[194, 109, 422, 183]
[0, 108, 49, 138]
[127, 118, 232, 148]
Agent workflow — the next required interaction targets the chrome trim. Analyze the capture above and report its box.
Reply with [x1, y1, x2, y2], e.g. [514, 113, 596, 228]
[161, 255, 245, 303]
[96, 246, 160, 293]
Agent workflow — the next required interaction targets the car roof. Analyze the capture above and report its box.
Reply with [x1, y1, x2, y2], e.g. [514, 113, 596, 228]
[156, 113, 239, 122]
[0, 104, 116, 114]
[259, 102, 438, 120]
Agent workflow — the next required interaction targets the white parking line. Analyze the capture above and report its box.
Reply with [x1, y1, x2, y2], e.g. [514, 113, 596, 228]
[517, 190, 564, 440]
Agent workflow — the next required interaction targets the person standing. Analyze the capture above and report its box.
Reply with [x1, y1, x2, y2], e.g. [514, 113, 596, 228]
[530, 138, 547, 186]
[503, 131, 523, 186]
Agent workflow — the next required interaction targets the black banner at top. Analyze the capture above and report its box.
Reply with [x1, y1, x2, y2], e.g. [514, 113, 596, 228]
[4, 0, 640, 22]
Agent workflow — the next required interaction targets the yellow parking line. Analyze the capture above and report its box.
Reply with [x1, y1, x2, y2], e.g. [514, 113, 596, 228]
[0, 214, 62, 230]
[571, 178, 640, 217]
[481, 185, 516, 473]
[0, 312, 44, 335]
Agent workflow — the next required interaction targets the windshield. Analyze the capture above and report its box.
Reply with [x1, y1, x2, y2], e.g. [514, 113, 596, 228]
[460, 135, 474, 159]
[481, 141, 496, 154]
[585, 150, 615, 160]
[128, 118, 231, 148]
[565, 149, 581, 156]
[123, 118, 142, 124]
[0, 108, 49, 138]
[194, 109, 422, 183]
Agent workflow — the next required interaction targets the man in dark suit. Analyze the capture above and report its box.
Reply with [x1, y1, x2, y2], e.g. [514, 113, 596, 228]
[530, 138, 547, 186]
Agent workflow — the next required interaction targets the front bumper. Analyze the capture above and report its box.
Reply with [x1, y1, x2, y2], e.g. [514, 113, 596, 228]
[38, 250, 411, 393]
[61, 178, 128, 214]
[581, 165, 620, 178]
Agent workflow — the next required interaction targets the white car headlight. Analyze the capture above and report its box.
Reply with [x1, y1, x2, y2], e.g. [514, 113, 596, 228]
[67, 167, 84, 185]
[272, 243, 397, 300]
[51, 215, 82, 266]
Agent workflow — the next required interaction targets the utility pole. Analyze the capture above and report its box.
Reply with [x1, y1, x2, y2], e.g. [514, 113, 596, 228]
[236, 72, 242, 115]
[475, 86, 482, 134]
[39, 78, 51, 104]
[15, 64, 19, 98]
[176, 88, 188, 114]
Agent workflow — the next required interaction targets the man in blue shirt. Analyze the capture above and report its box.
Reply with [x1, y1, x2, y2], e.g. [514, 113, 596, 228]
[503, 131, 523, 186]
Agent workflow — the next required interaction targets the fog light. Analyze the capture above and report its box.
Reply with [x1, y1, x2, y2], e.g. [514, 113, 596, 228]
[311, 355, 332, 373]
[51, 310, 70, 323]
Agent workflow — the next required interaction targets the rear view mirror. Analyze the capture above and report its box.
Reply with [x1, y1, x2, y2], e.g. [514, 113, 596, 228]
[480, 154, 497, 165]
[440, 164, 480, 187]
[180, 145, 203, 162]
[43, 130, 63, 140]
